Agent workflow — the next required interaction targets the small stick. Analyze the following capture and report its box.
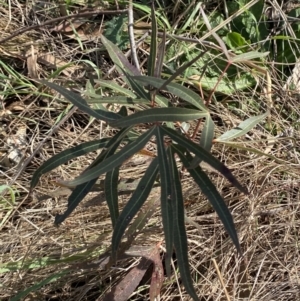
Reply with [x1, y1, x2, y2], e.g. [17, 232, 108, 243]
[212, 258, 231, 301]
[128, 0, 140, 72]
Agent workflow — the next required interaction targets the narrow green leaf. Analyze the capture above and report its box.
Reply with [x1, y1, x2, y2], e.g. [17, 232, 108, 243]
[31, 138, 110, 190]
[110, 107, 207, 128]
[160, 126, 248, 195]
[168, 147, 200, 301]
[190, 114, 215, 168]
[158, 49, 208, 93]
[133, 76, 207, 111]
[174, 145, 241, 255]
[39, 80, 121, 122]
[200, 114, 215, 152]
[111, 157, 159, 259]
[123, 70, 151, 100]
[55, 178, 98, 225]
[231, 51, 269, 62]
[105, 167, 120, 228]
[59, 127, 156, 187]
[87, 96, 150, 105]
[92, 79, 137, 97]
[101, 35, 141, 76]
[156, 127, 173, 277]
[148, 1, 157, 77]
[154, 29, 166, 78]
[54, 128, 131, 224]
[215, 112, 268, 142]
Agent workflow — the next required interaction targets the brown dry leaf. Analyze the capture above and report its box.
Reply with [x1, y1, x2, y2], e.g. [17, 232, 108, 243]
[102, 256, 152, 301]
[149, 243, 164, 301]
[37, 53, 78, 76]
[26, 45, 38, 78]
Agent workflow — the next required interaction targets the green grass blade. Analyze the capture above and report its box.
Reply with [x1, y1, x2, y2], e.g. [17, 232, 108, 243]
[105, 168, 120, 228]
[160, 126, 248, 195]
[215, 112, 268, 142]
[55, 178, 98, 225]
[168, 147, 200, 301]
[59, 127, 156, 187]
[111, 157, 159, 259]
[40, 80, 121, 122]
[110, 107, 207, 128]
[148, 1, 157, 77]
[156, 127, 173, 277]
[11, 270, 70, 301]
[200, 114, 215, 152]
[133, 76, 207, 110]
[31, 139, 110, 189]
[175, 146, 241, 255]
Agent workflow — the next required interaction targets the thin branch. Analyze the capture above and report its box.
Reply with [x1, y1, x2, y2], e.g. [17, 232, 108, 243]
[0, 8, 128, 44]
[128, 0, 140, 72]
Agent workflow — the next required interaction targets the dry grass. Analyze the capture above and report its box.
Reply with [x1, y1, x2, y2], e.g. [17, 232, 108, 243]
[0, 1, 300, 300]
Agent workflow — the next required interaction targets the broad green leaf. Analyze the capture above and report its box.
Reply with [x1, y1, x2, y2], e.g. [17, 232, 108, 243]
[156, 128, 173, 277]
[225, 32, 248, 50]
[87, 96, 150, 105]
[59, 127, 156, 187]
[148, 1, 157, 77]
[231, 51, 269, 62]
[160, 126, 248, 195]
[110, 107, 207, 128]
[111, 157, 159, 259]
[133, 76, 207, 111]
[105, 168, 120, 228]
[175, 145, 241, 255]
[31, 138, 110, 190]
[90, 79, 137, 97]
[200, 114, 215, 152]
[168, 147, 200, 301]
[216, 112, 268, 142]
[55, 178, 98, 225]
[101, 35, 141, 76]
[39, 80, 121, 122]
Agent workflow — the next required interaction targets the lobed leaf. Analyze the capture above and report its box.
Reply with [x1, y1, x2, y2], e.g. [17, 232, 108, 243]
[111, 157, 159, 259]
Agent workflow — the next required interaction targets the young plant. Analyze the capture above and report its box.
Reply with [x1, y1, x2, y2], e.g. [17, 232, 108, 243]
[29, 5, 269, 300]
